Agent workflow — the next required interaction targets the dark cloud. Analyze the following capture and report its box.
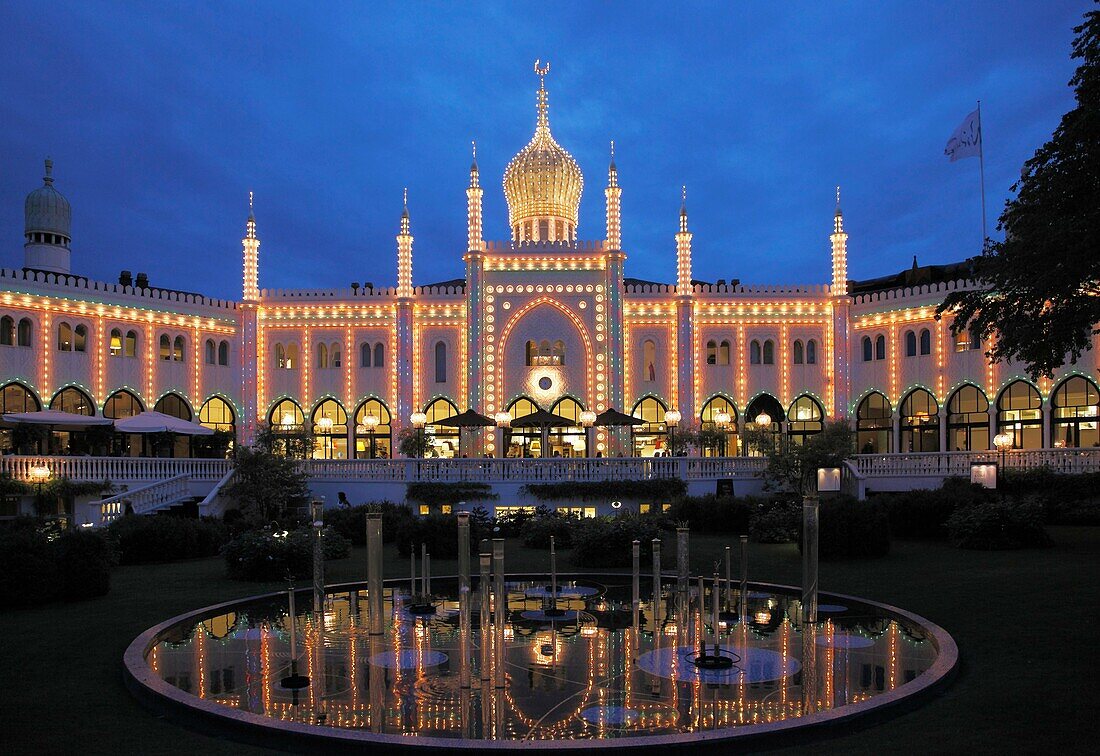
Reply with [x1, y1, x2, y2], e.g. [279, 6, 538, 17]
[0, 1, 1086, 298]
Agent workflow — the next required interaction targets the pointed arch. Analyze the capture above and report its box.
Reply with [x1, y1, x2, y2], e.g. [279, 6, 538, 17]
[199, 395, 236, 434]
[899, 387, 939, 452]
[268, 397, 304, 428]
[856, 390, 892, 453]
[629, 394, 669, 457]
[57, 321, 73, 351]
[700, 394, 738, 456]
[154, 391, 193, 421]
[354, 397, 392, 458]
[549, 395, 586, 456]
[172, 335, 185, 362]
[1051, 374, 1100, 448]
[0, 381, 41, 413]
[17, 318, 32, 347]
[0, 315, 12, 346]
[947, 383, 989, 451]
[792, 339, 804, 365]
[218, 340, 229, 366]
[996, 379, 1043, 449]
[311, 397, 348, 459]
[373, 341, 384, 368]
[787, 394, 824, 446]
[806, 338, 817, 365]
[103, 388, 144, 419]
[205, 338, 216, 365]
[422, 396, 459, 457]
[50, 385, 95, 416]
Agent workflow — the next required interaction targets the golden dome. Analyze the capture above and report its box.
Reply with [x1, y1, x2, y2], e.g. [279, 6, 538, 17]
[503, 61, 584, 237]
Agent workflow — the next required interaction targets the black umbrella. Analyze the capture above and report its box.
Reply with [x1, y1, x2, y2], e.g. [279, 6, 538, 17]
[509, 409, 570, 428]
[594, 408, 645, 427]
[433, 409, 495, 428]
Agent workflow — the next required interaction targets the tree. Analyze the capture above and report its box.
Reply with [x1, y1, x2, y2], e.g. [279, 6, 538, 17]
[253, 421, 315, 460]
[398, 427, 427, 458]
[760, 420, 855, 495]
[223, 445, 311, 524]
[937, 9, 1100, 379]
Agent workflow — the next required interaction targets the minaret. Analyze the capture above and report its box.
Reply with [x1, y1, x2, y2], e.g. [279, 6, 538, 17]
[242, 191, 260, 301]
[24, 158, 73, 274]
[465, 143, 485, 451]
[395, 190, 415, 449]
[830, 186, 851, 420]
[605, 141, 621, 250]
[397, 188, 413, 298]
[675, 187, 695, 427]
[830, 186, 848, 296]
[604, 141, 627, 449]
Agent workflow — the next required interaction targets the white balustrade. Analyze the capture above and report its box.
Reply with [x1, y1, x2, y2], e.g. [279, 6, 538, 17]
[0, 456, 230, 483]
[94, 473, 192, 524]
[850, 448, 1100, 478]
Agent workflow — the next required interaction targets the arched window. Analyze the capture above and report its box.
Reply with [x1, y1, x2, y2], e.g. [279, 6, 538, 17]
[997, 381, 1042, 449]
[1051, 376, 1100, 448]
[856, 392, 892, 454]
[763, 339, 775, 365]
[750, 340, 761, 365]
[173, 336, 185, 362]
[506, 396, 542, 458]
[311, 399, 348, 459]
[643, 339, 657, 381]
[199, 396, 236, 434]
[630, 395, 669, 457]
[900, 389, 939, 452]
[109, 328, 122, 357]
[550, 397, 586, 457]
[159, 334, 171, 361]
[969, 325, 983, 351]
[919, 328, 931, 356]
[205, 339, 216, 365]
[875, 334, 886, 361]
[0, 382, 41, 413]
[862, 336, 873, 362]
[269, 398, 304, 430]
[154, 392, 193, 421]
[360, 342, 371, 368]
[706, 340, 717, 365]
[792, 340, 804, 365]
[434, 341, 447, 383]
[787, 395, 824, 447]
[526, 340, 537, 367]
[806, 339, 817, 365]
[317, 343, 328, 369]
[905, 330, 917, 357]
[50, 386, 95, 415]
[0, 315, 12, 346]
[947, 384, 989, 451]
[745, 394, 784, 455]
[276, 343, 287, 369]
[103, 389, 143, 419]
[331, 342, 341, 369]
[718, 339, 731, 366]
[124, 330, 137, 357]
[423, 397, 459, 457]
[354, 398, 392, 459]
[373, 342, 384, 368]
[553, 339, 566, 366]
[17, 318, 32, 347]
[218, 340, 229, 366]
[700, 395, 738, 456]
[73, 324, 87, 352]
[57, 321, 73, 351]
[286, 343, 298, 369]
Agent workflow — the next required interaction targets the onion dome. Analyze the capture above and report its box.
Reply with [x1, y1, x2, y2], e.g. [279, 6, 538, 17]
[24, 158, 71, 244]
[503, 61, 583, 240]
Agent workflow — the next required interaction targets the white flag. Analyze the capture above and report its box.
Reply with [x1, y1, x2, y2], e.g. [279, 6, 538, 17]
[945, 109, 981, 162]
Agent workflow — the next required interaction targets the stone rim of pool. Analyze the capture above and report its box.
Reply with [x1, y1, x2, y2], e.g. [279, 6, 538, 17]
[123, 575, 958, 752]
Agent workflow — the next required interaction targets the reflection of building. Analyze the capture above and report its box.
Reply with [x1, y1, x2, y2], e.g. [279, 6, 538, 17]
[2, 64, 1098, 460]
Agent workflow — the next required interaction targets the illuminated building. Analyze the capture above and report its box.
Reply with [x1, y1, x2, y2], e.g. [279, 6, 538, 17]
[2, 62, 1097, 461]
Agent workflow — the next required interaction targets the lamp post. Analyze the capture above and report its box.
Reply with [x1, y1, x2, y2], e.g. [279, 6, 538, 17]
[580, 410, 597, 458]
[29, 464, 51, 517]
[993, 432, 1013, 492]
[410, 412, 427, 458]
[494, 412, 511, 459]
[714, 410, 731, 457]
[360, 414, 379, 459]
[664, 409, 681, 457]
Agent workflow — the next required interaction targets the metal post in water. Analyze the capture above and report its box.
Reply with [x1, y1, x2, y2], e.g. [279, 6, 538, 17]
[676, 527, 689, 621]
[410, 546, 417, 602]
[479, 551, 491, 683]
[550, 535, 558, 612]
[711, 567, 720, 655]
[802, 496, 819, 624]
[421, 542, 428, 600]
[651, 538, 661, 626]
[632, 539, 641, 632]
[457, 512, 471, 594]
[739, 534, 749, 619]
[724, 545, 732, 612]
[366, 512, 384, 636]
[311, 499, 325, 615]
[459, 575, 471, 689]
[492, 538, 506, 689]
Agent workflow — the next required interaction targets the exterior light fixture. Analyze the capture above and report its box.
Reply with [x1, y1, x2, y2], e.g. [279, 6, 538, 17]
[993, 432, 1013, 452]
[816, 467, 842, 493]
[410, 412, 428, 429]
[280, 412, 297, 427]
[579, 410, 597, 428]
[663, 409, 681, 427]
[494, 412, 512, 428]
[755, 413, 772, 429]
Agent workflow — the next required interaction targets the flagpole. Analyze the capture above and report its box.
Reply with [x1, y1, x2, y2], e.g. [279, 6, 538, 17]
[977, 100, 988, 248]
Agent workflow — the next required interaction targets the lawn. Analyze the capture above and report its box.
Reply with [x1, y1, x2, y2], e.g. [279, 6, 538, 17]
[1, 527, 1097, 754]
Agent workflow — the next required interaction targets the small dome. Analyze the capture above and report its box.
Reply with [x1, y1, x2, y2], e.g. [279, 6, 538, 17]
[503, 65, 583, 232]
[25, 159, 71, 240]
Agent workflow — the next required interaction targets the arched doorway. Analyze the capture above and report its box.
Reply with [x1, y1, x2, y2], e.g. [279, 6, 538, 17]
[700, 396, 738, 456]
[745, 394, 784, 455]
[354, 398, 392, 459]
[946, 385, 989, 451]
[997, 381, 1042, 449]
[311, 399, 349, 459]
[267, 398, 306, 458]
[1051, 376, 1100, 448]
[630, 395, 668, 457]
[423, 397, 459, 458]
[550, 397, 586, 457]
[787, 395, 824, 447]
[50, 386, 95, 415]
[856, 392, 892, 454]
[506, 397, 541, 458]
[899, 389, 939, 452]
[0, 382, 42, 454]
[50, 386, 99, 455]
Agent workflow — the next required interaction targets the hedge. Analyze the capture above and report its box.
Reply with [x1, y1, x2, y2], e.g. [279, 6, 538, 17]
[800, 497, 890, 559]
[0, 519, 118, 606]
[106, 515, 227, 564]
[946, 499, 1053, 550]
[223, 527, 351, 581]
[522, 478, 687, 502]
[406, 482, 498, 506]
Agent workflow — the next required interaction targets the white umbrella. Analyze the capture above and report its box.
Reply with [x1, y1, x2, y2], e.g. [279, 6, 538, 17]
[2, 409, 114, 431]
[113, 410, 214, 436]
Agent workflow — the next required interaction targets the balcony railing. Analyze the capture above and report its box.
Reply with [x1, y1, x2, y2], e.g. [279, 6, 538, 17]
[0, 455, 231, 483]
[850, 448, 1100, 478]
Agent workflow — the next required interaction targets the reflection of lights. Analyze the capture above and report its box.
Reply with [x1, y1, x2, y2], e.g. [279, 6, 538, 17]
[504, 626, 514, 641]
[755, 610, 772, 624]
[580, 625, 598, 637]
[663, 623, 678, 636]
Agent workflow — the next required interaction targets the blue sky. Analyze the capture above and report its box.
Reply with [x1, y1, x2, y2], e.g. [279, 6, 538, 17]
[0, 1, 1088, 298]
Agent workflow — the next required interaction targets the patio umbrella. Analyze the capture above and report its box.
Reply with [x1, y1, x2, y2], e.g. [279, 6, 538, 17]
[113, 411, 214, 436]
[594, 408, 645, 427]
[432, 409, 495, 428]
[1, 409, 113, 431]
[509, 409, 571, 428]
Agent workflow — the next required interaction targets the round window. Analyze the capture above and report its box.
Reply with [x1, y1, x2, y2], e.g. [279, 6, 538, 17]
[538, 376, 553, 391]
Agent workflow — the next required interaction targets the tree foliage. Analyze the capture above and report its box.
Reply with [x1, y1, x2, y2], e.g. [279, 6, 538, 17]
[937, 10, 1100, 379]
[761, 420, 855, 495]
[223, 445, 311, 524]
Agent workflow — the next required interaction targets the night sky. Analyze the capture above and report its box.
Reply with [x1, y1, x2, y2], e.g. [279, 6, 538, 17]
[0, 2, 1088, 299]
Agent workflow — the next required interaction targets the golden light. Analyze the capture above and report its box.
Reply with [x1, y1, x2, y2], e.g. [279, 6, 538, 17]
[993, 432, 1013, 452]
[494, 412, 512, 428]
[755, 412, 772, 429]
[663, 409, 681, 427]
[280, 412, 296, 427]
[362, 414, 380, 431]
[579, 410, 597, 428]
[316, 417, 334, 432]
[713, 410, 731, 430]
[410, 412, 428, 429]
[29, 465, 51, 483]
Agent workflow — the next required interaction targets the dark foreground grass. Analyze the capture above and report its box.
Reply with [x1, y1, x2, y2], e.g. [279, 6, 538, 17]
[1, 528, 1097, 755]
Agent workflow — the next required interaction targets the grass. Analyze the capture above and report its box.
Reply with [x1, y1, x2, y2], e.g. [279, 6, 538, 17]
[2, 527, 1098, 754]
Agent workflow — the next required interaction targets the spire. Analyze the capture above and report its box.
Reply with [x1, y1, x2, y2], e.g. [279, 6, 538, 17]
[467, 143, 484, 251]
[400, 187, 410, 234]
[242, 191, 260, 301]
[679, 185, 689, 233]
[676, 185, 693, 292]
[534, 59, 550, 131]
[605, 140, 621, 250]
[608, 140, 618, 186]
[43, 157, 54, 186]
[470, 139, 479, 178]
[397, 188, 413, 297]
[830, 185, 848, 296]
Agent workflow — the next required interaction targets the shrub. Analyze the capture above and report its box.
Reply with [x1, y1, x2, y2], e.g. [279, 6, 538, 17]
[223, 527, 351, 581]
[946, 499, 1053, 550]
[325, 502, 412, 546]
[521, 510, 578, 549]
[748, 497, 801, 543]
[802, 497, 890, 559]
[0, 524, 61, 607]
[875, 478, 986, 539]
[571, 516, 661, 568]
[393, 512, 485, 559]
[666, 495, 750, 534]
[107, 515, 227, 564]
[53, 529, 118, 600]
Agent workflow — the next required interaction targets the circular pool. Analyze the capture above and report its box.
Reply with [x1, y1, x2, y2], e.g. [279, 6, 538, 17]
[124, 575, 956, 751]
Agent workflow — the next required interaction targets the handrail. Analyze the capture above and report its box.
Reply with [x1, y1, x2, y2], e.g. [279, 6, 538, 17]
[198, 467, 235, 514]
[94, 473, 192, 524]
